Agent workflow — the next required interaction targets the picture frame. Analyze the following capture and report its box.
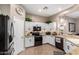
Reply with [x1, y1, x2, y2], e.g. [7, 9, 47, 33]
[69, 23, 76, 32]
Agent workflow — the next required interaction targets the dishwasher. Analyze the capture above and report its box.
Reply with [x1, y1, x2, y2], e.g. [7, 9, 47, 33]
[55, 37, 64, 51]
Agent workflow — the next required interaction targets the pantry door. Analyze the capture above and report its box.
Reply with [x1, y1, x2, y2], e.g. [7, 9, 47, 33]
[13, 17, 24, 55]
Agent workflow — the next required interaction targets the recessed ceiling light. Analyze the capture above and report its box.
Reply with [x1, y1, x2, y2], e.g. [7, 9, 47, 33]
[38, 9, 42, 12]
[60, 18, 64, 23]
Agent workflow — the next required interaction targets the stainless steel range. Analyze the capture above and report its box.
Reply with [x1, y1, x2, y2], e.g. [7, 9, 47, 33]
[32, 26, 42, 46]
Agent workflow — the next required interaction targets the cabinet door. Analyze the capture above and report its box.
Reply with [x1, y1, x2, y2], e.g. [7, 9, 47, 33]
[13, 18, 24, 55]
[47, 36, 51, 43]
[29, 22, 33, 31]
[43, 36, 48, 44]
[43, 24, 48, 31]
[64, 40, 70, 53]
[25, 22, 30, 31]
[48, 36, 55, 46]
[64, 40, 76, 53]
[25, 38, 31, 47]
[68, 42, 77, 52]
[50, 36, 55, 46]
[30, 36, 34, 46]
[25, 22, 33, 31]
[49, 22, 56, 31]
[25, 37, 34, 48]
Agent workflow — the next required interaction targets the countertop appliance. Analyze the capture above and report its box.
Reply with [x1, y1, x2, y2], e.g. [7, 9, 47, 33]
[46, 32, 51, 35]
[0, 15, 14, 55]
[32, 32, 40, 36]
[55, 37, 64, 51]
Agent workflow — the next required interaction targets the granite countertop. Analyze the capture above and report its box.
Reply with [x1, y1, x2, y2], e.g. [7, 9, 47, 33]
[24, 32, 79, 46]
[55, 35, 79, 47]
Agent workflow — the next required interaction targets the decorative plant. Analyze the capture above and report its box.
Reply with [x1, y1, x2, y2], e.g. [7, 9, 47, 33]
[25, 17, 32, 22]
[45, 20, 52, 24]
[25, 18, 32, 22]
[0, 14, 3, 15]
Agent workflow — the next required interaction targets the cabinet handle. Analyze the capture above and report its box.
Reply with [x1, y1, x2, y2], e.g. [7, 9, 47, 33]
[29, 39, 31, 42]
[67, 46, 69, 50]
[71, 44, 74, 46]
[21, 36, 24, 39]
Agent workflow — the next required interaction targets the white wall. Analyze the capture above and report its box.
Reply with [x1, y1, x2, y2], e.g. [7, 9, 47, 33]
[0, 4, 25, 18]
[10, 4, 25, 18]
[26, 13, 48, 22]
[49, 15, 76, 34]
[0, 4, 10, 16]
[76, 19, 79, 33]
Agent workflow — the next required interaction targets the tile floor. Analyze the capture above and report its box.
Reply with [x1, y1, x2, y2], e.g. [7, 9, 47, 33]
[18, 44, 65, 55]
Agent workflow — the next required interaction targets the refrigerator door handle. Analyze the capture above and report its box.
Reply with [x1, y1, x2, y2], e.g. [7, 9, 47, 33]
[10, 23, 14, 38]
[12, 23, 14, 38]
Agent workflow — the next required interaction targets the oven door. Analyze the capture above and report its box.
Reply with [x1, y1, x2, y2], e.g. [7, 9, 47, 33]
[34, 36, 42, 46]
[55, 37, 64, 50]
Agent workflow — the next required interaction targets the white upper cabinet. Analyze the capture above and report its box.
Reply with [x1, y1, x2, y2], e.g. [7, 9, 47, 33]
[25, 22, 57, 32]
[25, 21, 33, 31]
[49, 22, 56, 31]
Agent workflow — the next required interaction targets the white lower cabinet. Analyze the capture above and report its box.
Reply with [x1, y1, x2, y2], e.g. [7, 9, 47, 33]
[43, 36, 49, 44]
[64, 39, 77, 53]
[43, 36, 55, 46]
[25, 36, 34, 48]
[49, 36, 55, 46]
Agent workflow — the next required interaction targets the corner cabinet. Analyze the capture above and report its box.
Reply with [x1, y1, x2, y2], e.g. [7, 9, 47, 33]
[49, 36, 55, 46]
[43, 36, 55, 46]
[64, 39, 77, 53]
[25, 36, 34, 48]
[43, 36, 49, 44]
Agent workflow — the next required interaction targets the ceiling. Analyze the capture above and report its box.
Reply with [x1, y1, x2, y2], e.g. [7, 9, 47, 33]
[22, 4, 73, 17]
[66, 11, 79, 18]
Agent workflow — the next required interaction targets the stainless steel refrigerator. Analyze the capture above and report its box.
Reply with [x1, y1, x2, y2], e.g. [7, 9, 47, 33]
[0, 15, 14, 55]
